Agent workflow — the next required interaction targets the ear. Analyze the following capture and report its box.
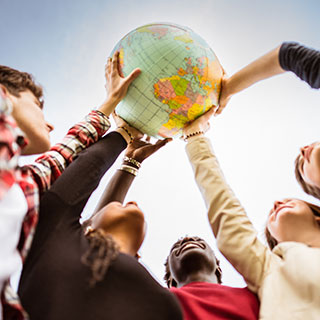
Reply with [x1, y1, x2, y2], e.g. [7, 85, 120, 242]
[315, 216, 320, 226]
[0, 84, 9, 97]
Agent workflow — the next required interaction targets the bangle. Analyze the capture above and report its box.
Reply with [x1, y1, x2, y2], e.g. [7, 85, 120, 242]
[123, 156, 141, 168]
[120, 126, 133, 144]
[183, 130, 204, 142]
[119, 164, 138, 176]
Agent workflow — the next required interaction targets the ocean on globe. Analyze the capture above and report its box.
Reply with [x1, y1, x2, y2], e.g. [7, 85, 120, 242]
[111, 23, 223, 138]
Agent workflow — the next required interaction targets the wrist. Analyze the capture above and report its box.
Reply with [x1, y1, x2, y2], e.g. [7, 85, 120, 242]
[115, 127, 132, 145]
[98, 96, 119, 117]
[123, 156, 141, 169]
[119, 161, 140, 176]
[182, 130, 204, 142]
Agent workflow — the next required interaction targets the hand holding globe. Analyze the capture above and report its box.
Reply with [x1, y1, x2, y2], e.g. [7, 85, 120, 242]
[111, 23, 223, 138]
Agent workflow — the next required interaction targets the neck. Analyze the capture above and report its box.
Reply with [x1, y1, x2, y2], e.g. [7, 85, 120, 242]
[177, 272, 218, 288]
[109, 233, 136, 256]
[284, 223, 320, 248]
[298, 229, 320, 248]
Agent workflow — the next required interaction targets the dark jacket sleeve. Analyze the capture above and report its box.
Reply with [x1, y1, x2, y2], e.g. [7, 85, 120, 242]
[48, 131, 127, 209]
[279, 42, 320, 89]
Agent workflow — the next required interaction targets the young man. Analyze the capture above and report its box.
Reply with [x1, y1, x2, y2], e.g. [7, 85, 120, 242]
[163, 236, 259, 320]
[0, 52, 140, 319]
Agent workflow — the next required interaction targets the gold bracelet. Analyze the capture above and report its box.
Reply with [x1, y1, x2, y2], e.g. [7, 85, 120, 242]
[184, 130, 204, 142]
[123, 156, 141, 168]
[119, 164, 138, 176]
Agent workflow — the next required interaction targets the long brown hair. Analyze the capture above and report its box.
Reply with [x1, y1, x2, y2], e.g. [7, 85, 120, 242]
[265, 200, 320, 250]
[81, 220, 119, 287]
[294, 154, 320, 200]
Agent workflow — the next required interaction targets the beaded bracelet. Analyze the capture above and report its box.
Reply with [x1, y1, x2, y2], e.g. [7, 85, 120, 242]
[123, 156, 141, 169]
[119, 164, 139, 176]
[183, 130, 204, 142]
[120, 126, 133, 144]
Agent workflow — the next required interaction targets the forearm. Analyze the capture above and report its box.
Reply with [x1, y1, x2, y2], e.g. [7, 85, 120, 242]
[225, 45, 284, 96]
[93, 169, 136, 213]
[279, 42, 320, 88]
[98, 96, 119, 117]
[186, 136, 270, 291]
[27, 110, 111, 192]
[50, 131, 126, 206]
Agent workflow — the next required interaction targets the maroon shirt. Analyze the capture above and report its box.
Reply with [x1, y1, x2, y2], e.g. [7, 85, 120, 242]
[170, 282, 259, 320]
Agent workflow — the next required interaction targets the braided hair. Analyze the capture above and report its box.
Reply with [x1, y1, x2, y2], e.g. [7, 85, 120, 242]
[81, 222, 120, 287]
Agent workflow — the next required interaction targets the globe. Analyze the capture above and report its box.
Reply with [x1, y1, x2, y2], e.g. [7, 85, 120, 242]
[111, 23, 223, 138]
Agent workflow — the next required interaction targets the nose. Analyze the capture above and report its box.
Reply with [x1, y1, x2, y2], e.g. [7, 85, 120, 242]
[300, 145, 308, 158]
[273, 200, 284, 211]
[127, 201, 138, 206]
[46, 122, 54, 132]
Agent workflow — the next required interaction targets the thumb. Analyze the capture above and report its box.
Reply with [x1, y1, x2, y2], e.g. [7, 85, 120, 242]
[125, 68, 141, 84]
[203, 107, 215, 121]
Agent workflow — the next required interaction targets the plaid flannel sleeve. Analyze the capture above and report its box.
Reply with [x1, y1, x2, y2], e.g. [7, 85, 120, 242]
[0, 94, 23, 200]
[25, 110, 111, 194]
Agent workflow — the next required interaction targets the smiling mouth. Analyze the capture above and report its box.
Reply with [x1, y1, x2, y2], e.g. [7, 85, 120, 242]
[275, 205, 293, 216]
[176, 241, 205, 256]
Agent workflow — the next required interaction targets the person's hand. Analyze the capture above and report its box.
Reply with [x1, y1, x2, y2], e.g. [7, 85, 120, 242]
[125, 137, 172, 163]
[182, 107, 215, 138]
[113, 111, 144, 141]
[99, 52, 141, 116]
[105, 51, 141, 103]
[215, 68, 231, 116]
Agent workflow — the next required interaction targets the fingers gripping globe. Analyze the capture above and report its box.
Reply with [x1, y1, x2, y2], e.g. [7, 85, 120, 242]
[111, 23, 223, 138]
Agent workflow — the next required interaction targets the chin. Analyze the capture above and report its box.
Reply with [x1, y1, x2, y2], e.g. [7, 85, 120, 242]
[21, 138, 51, 155]
[180, 250, 215, 274]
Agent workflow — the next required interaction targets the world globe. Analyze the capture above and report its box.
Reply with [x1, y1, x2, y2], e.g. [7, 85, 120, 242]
[111, 23, 223, 138]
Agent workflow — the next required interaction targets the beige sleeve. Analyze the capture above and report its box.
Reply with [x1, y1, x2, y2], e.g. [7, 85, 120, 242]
[186, 136, 271, 292]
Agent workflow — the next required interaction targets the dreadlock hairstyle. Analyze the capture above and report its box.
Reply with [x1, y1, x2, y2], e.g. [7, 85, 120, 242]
[81, 220, 120, 287]
[163, 236, 223, 288]
[265, 200, 320, 250]
[294, 153, 320, 200]
[0, 65, 44, 106]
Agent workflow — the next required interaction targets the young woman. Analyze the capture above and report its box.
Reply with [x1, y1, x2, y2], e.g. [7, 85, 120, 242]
[181, 109, 320, 319]
[18, 131, 182, 320]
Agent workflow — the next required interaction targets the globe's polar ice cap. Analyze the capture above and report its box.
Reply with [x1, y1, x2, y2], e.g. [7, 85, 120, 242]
[112, 23, 223, 138]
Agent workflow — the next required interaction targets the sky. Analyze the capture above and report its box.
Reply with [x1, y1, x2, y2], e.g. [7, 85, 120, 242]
[1, 0, 319, 288]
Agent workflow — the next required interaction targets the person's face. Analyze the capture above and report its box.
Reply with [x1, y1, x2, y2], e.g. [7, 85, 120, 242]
[168, 236, 217, 287]
[267, 198, 316, 243]
[91, 201, 146, 255]
[7, 88, 54, 155]
[298, 142, 320, 188]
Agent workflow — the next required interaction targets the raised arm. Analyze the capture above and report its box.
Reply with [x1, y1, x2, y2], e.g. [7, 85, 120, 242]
[183, 111, 272, 292]
[93, 137, 172, 214]
[27, 51, 141, 193]
[217, 41, 320, 114]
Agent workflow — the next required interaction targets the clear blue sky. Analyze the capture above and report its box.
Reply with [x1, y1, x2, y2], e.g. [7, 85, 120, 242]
[1, 0, 320, 287]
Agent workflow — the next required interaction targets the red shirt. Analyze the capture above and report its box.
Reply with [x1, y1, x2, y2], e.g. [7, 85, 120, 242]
[170, 282, 259, 320]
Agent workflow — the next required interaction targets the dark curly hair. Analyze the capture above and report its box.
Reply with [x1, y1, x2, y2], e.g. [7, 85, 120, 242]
[164, 236, 222, 288]
[294, 153, 320, 200]
[81, 220, 120, 287]
[265, 200, 320, 250]
[0, 65, 44, 107]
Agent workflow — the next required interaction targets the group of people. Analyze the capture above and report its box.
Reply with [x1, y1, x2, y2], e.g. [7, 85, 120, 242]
[0, 41, 319, 320]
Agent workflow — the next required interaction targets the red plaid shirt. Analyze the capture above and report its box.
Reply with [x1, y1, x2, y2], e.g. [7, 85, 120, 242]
[0, 92, 110, 319]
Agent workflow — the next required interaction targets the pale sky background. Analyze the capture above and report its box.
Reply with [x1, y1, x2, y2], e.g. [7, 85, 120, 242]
[1, 0, 319, 288]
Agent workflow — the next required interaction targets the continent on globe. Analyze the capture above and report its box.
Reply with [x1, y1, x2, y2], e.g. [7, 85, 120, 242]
[111, 23, 223, 138]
